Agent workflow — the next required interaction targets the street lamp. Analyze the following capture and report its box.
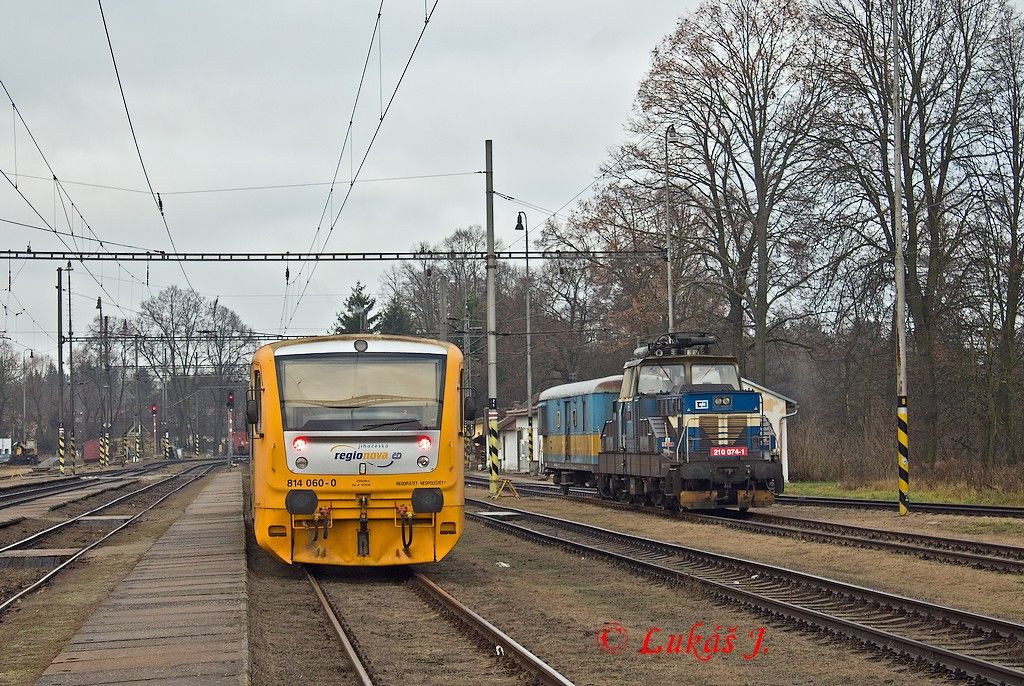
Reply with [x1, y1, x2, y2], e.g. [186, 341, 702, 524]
[664, 123, 678, 332]
[514, 211, 533, 473]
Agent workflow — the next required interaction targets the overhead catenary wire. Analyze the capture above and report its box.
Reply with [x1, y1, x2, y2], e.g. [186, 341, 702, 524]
[97, 0, 195, 293]
[284, 0, 386, 330]
[285, 0, 441, 333]
[0, 77, 152, 291]
[0, 169, 482, 196]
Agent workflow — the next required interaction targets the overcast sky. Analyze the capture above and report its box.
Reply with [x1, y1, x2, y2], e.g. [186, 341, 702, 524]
[0, 1, 693, 355]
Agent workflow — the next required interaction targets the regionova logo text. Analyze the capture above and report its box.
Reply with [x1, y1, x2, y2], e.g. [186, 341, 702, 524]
[331, 443, 403, 468]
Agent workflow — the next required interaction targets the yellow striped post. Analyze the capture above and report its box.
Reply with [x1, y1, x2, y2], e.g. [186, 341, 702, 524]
[121, 434, 128, 466]
[69, 434, 76, 475]
[99, 434, 105, 467]
[488, 409, 499, 496]
[195, 434, 200, 459]
[898, 396, 909, 516]
[58, 426, 66, 475]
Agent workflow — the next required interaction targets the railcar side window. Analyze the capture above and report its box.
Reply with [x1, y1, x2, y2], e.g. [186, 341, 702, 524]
[572, 407, 578, 428]
[555, 409, 561, 429]
[252, 369, 262, 435]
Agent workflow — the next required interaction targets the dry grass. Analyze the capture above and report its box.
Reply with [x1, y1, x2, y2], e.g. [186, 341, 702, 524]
[788, 410, 1024, 505]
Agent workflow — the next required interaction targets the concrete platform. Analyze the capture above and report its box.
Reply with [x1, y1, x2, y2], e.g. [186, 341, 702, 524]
[37, 471, 248, 685]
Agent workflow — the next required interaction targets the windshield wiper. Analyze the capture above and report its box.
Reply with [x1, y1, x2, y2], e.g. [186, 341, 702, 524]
[359, 419, 423, 430]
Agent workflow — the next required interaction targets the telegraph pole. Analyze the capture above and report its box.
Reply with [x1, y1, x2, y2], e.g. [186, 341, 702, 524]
[57, 267, 65, 474]
[134, 334, 141, 460]
[892, 0, 910, 516]
[485, 140, 499, 495]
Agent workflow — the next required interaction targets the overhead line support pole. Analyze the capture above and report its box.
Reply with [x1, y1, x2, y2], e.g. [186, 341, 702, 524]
[57, 266, 65, 475]
[892, 0, 910, 516]
[485, 140, 499, 496]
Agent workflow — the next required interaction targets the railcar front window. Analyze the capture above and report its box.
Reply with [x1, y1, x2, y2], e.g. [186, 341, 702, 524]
[690, 363, 740, 388]
[637, 363, 686, 394]
[277, 354, 445, 432]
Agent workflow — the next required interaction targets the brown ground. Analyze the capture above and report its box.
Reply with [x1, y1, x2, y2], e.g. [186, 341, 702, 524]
[426, 520, 941, 686]
[768, 504, 1024, 547]
[468, 490, 1024, 625]
[244, 472, 357, 686]
[0, 474, 213, 686]
[316, 568, 527, 686]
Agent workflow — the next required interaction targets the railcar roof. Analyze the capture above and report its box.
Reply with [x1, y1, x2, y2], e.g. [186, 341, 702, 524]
[255, 334, 455, 358]
[538, 375, 623, 401]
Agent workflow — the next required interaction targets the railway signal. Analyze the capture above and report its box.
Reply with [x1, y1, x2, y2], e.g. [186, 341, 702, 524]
[227, 391, 235, 409]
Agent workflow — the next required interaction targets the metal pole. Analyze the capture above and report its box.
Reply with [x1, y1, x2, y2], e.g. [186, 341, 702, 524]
[228, 405, 234, 466]
[135, 335, 141, 460]
[485, 140, 499, 495]
[664, 124, 677, 332]
[892, 0, 910, 516]
[57, 267, 65, 475]
[104, 313, 111, 466]
[21, 352, 27, 444]
[518, 211, 533, 474]
[66, 262, 76, 474]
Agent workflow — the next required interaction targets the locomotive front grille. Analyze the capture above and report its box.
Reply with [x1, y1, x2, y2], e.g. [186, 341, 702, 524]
[698, 415, 750, 446]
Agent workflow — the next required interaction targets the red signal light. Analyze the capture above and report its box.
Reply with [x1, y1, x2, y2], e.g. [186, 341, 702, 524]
[417, 436, 432, 452]
[150, 404, 158, 415]
[292, 437, 308, 452]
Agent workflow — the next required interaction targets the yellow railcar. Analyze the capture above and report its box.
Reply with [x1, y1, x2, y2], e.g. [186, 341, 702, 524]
[247, 335, 466, 566]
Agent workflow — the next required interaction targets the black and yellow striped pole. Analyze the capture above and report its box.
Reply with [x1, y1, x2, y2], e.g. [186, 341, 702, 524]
[488, 408, 499, 496]
[898, 397, 909, 515]
[134, 432, 141, 463]
[99, 433, 106, 468]
[162, 432, 170, 460]
[195, 434, 200, 459]
[121, 434, 128, 466]
[58, 425, 66, 475]
[69, 433, 76, 475]
[891, 1, 910, 516]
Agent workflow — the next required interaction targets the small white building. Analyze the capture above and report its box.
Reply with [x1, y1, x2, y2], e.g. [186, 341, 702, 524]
[0, 437, 11, 458]
[741, 378, 798, 481]
[496, 403, 542, 473]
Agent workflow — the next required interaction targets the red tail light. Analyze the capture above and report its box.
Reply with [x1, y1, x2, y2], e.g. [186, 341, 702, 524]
[417, 436, 432, 452]
[293, 437, 308, 451]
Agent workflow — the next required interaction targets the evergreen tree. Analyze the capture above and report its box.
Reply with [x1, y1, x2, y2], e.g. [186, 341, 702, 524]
[377, 294, 416, 335]
[331, 282, 379, 333]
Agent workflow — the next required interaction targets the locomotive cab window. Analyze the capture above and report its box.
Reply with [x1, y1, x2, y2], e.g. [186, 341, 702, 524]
[637, 363, 686, 394]
[276, 353, 446, 432]
[690, 363, 740, 389]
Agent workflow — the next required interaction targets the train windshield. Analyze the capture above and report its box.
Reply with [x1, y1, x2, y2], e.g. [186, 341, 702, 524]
[276, 353, 446, 432]
[637, 363, 686, 394]
[690, 363, 740, 388]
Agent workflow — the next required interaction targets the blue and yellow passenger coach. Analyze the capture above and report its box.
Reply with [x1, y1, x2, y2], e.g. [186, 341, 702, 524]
[537, 376, 622, 492]
[247, 335, 466, 566]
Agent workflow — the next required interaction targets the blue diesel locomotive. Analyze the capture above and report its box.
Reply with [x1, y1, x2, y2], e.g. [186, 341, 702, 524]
[538, 333, 784, 510]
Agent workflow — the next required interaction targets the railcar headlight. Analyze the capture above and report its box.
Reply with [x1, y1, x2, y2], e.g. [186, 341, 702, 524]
[293, 436, 308, 451]
[295, 456, 308, 469]
[354, 339, 369, 352]
[417, 436, 432, 452]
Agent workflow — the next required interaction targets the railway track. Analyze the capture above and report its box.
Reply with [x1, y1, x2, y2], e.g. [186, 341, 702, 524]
[465, 476, 1024, 573]
[307, 567, 574, 686]
[775, 494, 1024, 518]
[0, 461, 174, 510]
[0, 462, 217, 614]
[466, 497, 1024, 685]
